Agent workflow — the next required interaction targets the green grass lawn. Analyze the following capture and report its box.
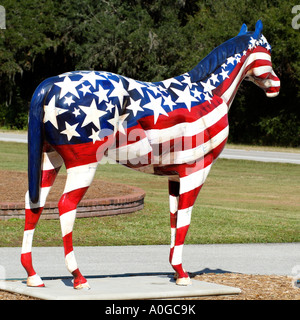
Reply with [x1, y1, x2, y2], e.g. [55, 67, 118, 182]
[0, 141, 299, 247]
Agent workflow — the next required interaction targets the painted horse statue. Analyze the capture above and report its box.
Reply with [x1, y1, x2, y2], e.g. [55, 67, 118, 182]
[22, 20, 280, 289]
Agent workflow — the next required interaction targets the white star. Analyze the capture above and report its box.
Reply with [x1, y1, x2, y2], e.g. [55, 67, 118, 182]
[58, 72, 73, 78]
[64, 96, 75, 106]
[89, 128, 101, 144]
[117, 113, 129, 135]
[54, 76, 83, 99]
[43, 96, 68, 129]
[146, 85, 160, 97]
[161, 77, 182, 89]
[72, 108, 81, 117]
[158, 85, 168, 95]
[209, 73, 219, 85]
[234, 53, 241, 63]
[181, 75, 194, 89]
[200, 79, 216, 96]
[204, 92, 213, 104]
[162, 95, 176, 111]
[80, 71, 106, 89]
[107, 108, 119, 136]
[109, 78, 129, 107]
[143, 94, 169, 124]
[127, 78, 147, 98]
[61, 122, 81, 141]
[261, 35, 268, 44]
[226, 56, 236, 65]
[220, 69, 229, 80]
[99, 71, 111, 78]
[107, 107, 129, 135]
[171, 85, 198, 112]
[94, 85, 110, 104]
[106, 101, 115, 113]
[79, 84, 91, 96]
[266, 43, 271, 51]
[79, 99, 107, 130]
[249, 37, 257, 48]
[191, 88, 202, 100]
[127, 97, 144, 116]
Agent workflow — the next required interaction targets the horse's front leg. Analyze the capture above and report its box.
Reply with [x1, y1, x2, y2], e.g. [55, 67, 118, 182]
[168, 158, 213, 285]
[58, 162, 98, 289]
[168, 178, 181, 277]
[169, 182, 198, 286]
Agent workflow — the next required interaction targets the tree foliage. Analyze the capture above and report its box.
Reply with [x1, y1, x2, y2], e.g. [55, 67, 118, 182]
[0, 0, 299, 146]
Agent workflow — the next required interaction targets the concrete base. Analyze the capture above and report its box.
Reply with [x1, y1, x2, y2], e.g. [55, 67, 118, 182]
[0, 275, 241, 300]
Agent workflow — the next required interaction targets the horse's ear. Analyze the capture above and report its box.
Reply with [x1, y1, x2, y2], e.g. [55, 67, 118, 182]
[254, 20, 263, 38]
[238, 23, 248, 36]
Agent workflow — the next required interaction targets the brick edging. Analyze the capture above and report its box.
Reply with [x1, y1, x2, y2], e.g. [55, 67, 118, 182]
[0, 186, 146, 220]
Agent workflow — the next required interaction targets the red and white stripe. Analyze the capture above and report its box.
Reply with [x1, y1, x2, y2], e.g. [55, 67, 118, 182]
[21, 149, 63, 287]
[22, 43, 280, 288]
[168, 155, 213, 284]
[217, 47, 280, 105]
[57, 161, 98, 289]
[107, 98, 229, 167]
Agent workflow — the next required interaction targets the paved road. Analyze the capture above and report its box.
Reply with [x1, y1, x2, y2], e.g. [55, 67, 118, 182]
[0, 132, 299, 164]
[220, 148, 300, 164]
[0, 132, 27, 143]
[1, 243, 299, 280]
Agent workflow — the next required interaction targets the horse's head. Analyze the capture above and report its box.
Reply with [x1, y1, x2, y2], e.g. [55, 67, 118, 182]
[242, 20, 280, 98]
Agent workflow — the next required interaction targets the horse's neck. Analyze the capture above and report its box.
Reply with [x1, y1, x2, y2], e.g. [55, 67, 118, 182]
[210, 50, 253, 109]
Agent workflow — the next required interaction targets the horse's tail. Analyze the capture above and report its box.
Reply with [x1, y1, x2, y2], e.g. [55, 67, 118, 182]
[28, 77, 55, 203]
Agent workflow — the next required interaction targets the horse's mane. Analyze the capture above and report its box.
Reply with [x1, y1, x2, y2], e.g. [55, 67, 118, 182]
[188, 32, 255, 83]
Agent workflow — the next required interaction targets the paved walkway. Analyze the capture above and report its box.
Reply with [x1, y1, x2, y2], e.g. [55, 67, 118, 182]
[1, 243, 299, 281]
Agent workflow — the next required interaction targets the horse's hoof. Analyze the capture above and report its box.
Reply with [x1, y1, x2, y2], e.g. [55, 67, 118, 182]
[27, 274, 45, 287]
[173, 270, 189, 281]
[176, 277, 192, 286]
[74, 281, 90, 290]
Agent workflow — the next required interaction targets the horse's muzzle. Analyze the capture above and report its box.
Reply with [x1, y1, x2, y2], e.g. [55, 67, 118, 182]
[265, 73, 280, 98]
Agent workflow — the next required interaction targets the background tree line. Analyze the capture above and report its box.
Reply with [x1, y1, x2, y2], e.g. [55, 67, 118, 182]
[0, 0, 299, 146]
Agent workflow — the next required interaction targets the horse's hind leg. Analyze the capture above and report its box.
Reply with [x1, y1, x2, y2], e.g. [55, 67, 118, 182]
[58, 162, 98, 289]
[21, 146, 63, 287]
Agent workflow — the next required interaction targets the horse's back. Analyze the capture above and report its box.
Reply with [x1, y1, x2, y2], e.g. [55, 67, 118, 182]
[43, 71, 118, 146]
